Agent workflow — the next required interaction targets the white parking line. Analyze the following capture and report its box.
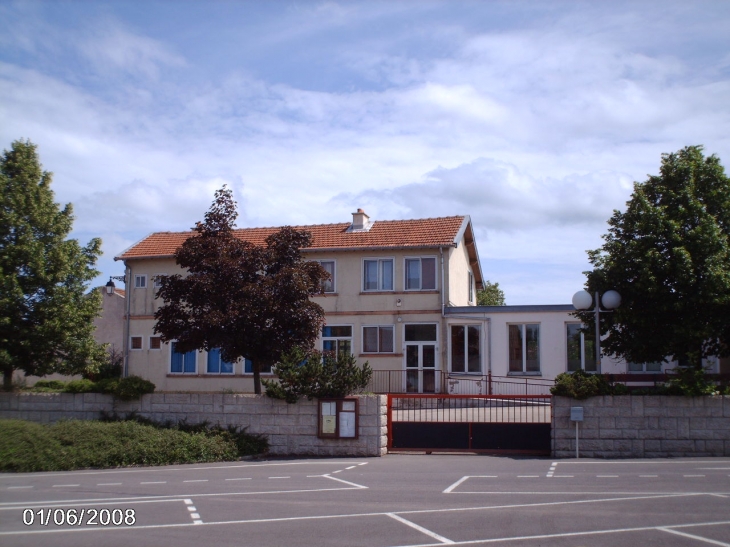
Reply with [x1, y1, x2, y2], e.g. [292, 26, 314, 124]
[225, 478, 251, 481]
[387, 513, 455, 544]
[7, 486, 33, 490]
[658, 526, 730, 546]
[268, 476, 290, 479]
[184, 499, 203, 525]
[684, 475, 706, 478]
[140, 481, 167, 484]
[517, 476, 539, 478]
[597, 475, 619, 478]
[52, 484, 79, 488]
[183, 480, 208, 483]
[346, 466, 356, 470]
[640, 475, 658, 478]
[97, 483, 122, 486]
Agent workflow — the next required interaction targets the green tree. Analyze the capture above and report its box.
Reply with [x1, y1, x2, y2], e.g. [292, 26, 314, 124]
[477, 280, 506, 306]
[577, 146, 730, 368]
[263, 347, 373, 404]
[0, 139, 105, 390]
[154, 186, 330, 394]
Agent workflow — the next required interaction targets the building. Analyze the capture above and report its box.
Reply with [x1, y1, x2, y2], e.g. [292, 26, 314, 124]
[114, 210, 483, 392]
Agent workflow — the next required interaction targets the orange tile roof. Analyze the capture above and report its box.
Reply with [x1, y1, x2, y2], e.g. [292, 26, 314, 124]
[116, 216, 468, 261]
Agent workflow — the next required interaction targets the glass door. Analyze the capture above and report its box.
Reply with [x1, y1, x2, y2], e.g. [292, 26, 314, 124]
[404, 324, 438, 393]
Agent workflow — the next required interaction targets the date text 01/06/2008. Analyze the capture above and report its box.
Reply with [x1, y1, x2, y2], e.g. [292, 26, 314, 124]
[23, 508, 136, 527]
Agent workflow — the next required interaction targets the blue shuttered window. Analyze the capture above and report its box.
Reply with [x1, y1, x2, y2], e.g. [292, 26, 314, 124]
[207, 348, 234, 374]
[171, 342, 196, 373]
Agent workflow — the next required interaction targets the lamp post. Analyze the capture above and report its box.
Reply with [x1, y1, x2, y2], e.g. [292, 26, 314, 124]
[572, 290, 621, 374]
[105, 275, 126, 295]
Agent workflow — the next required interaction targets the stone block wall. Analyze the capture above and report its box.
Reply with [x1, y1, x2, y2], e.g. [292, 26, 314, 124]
[0, 392, 387, 457]
[553, 395, 730, 458]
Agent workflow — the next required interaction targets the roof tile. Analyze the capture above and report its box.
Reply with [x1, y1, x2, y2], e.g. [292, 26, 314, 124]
[116, 217, 467, 260]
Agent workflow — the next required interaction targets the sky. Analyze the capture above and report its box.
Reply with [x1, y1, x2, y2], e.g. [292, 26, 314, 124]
[1, 0, 729, 304]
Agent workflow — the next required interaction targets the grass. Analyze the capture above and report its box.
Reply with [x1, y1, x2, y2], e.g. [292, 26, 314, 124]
[0, 418, 268, 472]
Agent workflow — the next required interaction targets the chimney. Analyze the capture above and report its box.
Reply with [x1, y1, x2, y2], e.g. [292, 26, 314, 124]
[350, 208, 371, 231]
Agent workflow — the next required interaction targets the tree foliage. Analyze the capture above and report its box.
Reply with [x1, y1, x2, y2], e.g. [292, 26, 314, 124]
[154, 186, 330, 394]
[576, 146, 730, 368]
[477, 280, 506, 306]
[0, 139, 105, 390]
[263, 347, 373, 404]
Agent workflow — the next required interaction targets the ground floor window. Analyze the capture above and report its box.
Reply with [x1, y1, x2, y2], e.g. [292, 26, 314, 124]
[244, 359, 269, 374]
[171, 342, 196, 373]
[450, 325, 481, 373]
[628, 361, 663, 372]
[566, 323, 596, 372]
[405, 323, 438, 393]
[207, 348, 234, 374]
[363, 325, 394, 353]
[508, 324, 540, 373]
[322, 325, 352, 357]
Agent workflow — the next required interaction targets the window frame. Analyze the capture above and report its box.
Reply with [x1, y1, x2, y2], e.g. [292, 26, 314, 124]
[314, 259, 336, 293]
[322, 324, 353, 357]
[362, 325, 395, 354]
[170, 342, 197, 374]
[508, 323, 541, 375]
[149, 336, 162, 350]
[468, 271, 474, 304]
[627, 361, 663, 373]
[362, 258, 395, 292]
[404, 256, 437, 291]
[566, 322, 597, 373]
[129, 336, 143, 350]
[449, 324, 482, 374]
[134, 274, 147, 289]
[153, 274, 165, 289]
[206, 348, 235, 375]
[243, 359, 272, 375]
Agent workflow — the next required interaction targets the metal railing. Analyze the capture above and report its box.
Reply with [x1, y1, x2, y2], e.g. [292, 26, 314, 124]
[388, 393, 552, 423]
[367, 370, 554, 396]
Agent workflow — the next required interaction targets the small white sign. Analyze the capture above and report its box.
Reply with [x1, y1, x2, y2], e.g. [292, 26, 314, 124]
[339, 411, 356, 438]
[570, 407, 584, 422]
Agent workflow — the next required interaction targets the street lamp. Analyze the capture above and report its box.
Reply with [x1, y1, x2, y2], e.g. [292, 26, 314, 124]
[572, 289, 621, 374]
[105, 275, 126, 296]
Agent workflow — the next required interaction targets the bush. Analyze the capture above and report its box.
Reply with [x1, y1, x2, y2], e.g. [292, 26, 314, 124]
[0, 418, 249, 472]
[110, 376, 156, 400]
[263, 347, 372, 403]
[32, 380, 66, 391]
[551, 370, 628, 399]
[64, 379, 96, 393]
[659, 367, 718, 396]
[84, 347, 123, 382]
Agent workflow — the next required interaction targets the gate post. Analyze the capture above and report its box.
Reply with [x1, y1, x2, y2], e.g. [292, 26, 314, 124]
[386, 394, 393, 451]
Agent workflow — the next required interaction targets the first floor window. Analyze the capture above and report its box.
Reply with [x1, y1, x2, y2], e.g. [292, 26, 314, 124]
[405, 257, 436, 290]
[317, 260, 335, 293]
[130, 336, 142, 350]
[468, 272, 474, 303]
[451, 325, 481, 373]
[171, 342, 196, 373]
[363, 259, 393, 291]
[363, 326, 394, 353]
[244, 359, 272, 374]
[207, 348, 234, 374]
[149, 336, 162, 350]
[509, 324, 540, 373]
[628, 361, 662, 372]
[566, 324, 597, 372]
[322, 325, 352, 357]
[134, 274, 147, 289]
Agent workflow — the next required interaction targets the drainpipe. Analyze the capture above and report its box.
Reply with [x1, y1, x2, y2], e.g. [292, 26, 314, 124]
[439, 247, 445, 316]
[123, 263, 131, 378]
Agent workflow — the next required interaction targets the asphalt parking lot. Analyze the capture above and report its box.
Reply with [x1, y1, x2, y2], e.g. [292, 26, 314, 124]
[1, 455, 729, 546]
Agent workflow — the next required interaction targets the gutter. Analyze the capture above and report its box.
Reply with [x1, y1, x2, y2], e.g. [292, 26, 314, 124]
[123, 262, 131, 378]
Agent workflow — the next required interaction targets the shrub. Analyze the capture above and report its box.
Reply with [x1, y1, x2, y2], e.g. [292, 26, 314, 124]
[64, 379, 96, 393]
[551, 370, 627, 399]
[111, 376, 156, 400]
[660, 367, 718, 396]
[84, 347, 123, 382]
[0, 418, 245, 472]
[263, 347, 372, 403]
[32, 380, 66, 391]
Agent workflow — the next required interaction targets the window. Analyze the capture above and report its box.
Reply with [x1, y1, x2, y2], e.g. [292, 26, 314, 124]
[405, 257, 436, 290]
[322, 325, 352, 357]
[468, 272, 474, 303]
[317, 260, 336, 293]
[508, 324, 540, 373]
[153, 274, 164, 289]
[451, 325, 481, 373]
[566, 324, 596, 372]
[244, 359, 271, 374]
[363, 259, 393, 291]
[170, 342, 196, 373]
[628, 361, 663, 373]
[207, 348, 234, 374]
[134, 274, 147, 289]
[363, 326, 394, 353]
[130, 336, 142, 350]
[149, 336, 162, 350]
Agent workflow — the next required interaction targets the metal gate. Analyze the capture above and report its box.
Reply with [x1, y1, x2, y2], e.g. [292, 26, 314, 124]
[387, 394, 551, 455]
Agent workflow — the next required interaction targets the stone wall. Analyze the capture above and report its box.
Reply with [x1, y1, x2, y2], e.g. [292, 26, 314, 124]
[0, 392, 387, 457]
[553, 395, 730, 458]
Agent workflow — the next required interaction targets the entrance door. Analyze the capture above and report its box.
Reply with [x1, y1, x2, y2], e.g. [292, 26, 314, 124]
[404, 324, 438, 393]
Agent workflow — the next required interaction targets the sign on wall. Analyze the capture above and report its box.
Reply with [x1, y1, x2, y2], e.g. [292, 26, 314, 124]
[318, 398, 358, 439]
